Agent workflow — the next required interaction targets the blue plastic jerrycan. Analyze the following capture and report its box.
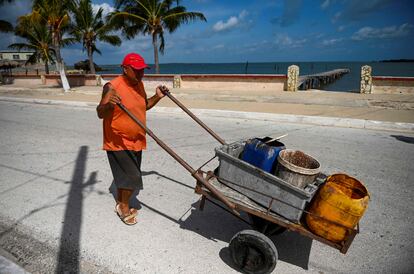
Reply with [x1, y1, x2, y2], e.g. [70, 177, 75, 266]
[241, 137, 285, 173]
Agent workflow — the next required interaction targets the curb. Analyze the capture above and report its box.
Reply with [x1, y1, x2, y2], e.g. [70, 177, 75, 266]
[0, 254, 29, 274]
[0, 96, 96, 108]
[1, 96, 413, 133]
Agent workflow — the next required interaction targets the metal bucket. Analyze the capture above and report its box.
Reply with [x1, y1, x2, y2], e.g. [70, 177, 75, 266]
[275, 149, 320, 188]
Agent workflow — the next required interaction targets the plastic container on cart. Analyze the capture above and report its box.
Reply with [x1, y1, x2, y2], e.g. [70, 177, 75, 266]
[215, 141, 323, 223]
[241, 137, 285, 173]
[306, 173, 369, 242]
[274, 149, 320, 189]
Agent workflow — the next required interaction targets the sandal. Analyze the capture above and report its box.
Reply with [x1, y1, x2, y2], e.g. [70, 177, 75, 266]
[115, 204, 138, 225]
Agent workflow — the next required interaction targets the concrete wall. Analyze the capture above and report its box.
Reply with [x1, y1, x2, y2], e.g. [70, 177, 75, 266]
[102, 74, 287, 93]
[372, 76, 414, 94]
[179, 74, 287, 93]
[102, 74, 174, 90]
[5, 73, 293, 93]
[0, 74, 42, 85]
[44, 74, 97, 87]
[13, 76, 42, 86]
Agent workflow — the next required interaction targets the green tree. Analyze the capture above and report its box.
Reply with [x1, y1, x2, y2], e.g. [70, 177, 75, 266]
[70, 0, 121, 74]
[8, 14, 55, 74]
[111, 0, 206, 74]
[32, 0, 73, 91]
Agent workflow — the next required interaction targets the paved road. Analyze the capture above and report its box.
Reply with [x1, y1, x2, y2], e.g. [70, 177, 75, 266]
[0, 101, 413, 273]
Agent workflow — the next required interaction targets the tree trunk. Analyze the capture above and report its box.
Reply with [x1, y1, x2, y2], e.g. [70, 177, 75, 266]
[88, 45, 95, 74]
[53, 36, 70, 92]
[152, 33, 159, 74]
[45, 61, 49, 74]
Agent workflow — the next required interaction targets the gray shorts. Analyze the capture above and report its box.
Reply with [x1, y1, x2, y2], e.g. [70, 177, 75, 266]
[107, 150, 143, 190]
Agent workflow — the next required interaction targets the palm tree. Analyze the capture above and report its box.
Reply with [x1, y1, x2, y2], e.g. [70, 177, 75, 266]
[70, 0, 122, 74]
[9, 14, 56, 74]
[111, 0, 206, 74]
[32, 0, 73, 91]
[0, 20, 13, 32]
[0, 0, 14, 32]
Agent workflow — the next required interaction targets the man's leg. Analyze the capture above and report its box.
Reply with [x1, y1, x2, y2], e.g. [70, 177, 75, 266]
[107, 150, 142, 225]
[117, 188, 133, 215]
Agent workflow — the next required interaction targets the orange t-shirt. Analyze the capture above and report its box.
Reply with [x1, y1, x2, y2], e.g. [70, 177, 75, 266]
[103, 76, 147, 151]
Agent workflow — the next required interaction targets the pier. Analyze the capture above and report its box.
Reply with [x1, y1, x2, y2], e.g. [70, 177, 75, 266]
[298, 69, 350, 90]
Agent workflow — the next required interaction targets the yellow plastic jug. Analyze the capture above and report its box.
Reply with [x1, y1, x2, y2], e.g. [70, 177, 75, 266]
[306, 174, 369, 242]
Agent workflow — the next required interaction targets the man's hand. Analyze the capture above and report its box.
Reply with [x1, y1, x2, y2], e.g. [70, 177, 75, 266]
[107, 90, 122, 105]
[147, 85, 169, 110]
[155, 85, 169, 99]
[97, 83, 121, 119]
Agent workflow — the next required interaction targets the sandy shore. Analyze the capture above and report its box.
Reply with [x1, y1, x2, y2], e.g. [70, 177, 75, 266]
[0, 83, 413, 123]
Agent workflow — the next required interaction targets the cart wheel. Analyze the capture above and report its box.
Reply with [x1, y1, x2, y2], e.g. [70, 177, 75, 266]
[248, 214, 287, 236]
[229, 230, 277, 274]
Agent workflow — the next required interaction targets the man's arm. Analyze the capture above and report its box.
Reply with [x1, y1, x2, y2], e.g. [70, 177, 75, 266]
[146, 85, 169, 110]
[96, 83, 121, 119]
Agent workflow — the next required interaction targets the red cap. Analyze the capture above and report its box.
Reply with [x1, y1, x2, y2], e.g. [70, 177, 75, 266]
[122, 53, 149, 70]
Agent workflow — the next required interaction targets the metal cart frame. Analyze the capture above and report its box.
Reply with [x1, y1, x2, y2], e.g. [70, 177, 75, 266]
[117, 90, 359, 273]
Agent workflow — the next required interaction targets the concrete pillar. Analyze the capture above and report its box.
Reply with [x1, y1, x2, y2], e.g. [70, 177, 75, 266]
[173, 75, 181, 88]
[41, 74, 46, 85]
[360, 65, 372, 94]
[96, 75, 102, 86]
[287, 65, 299, 91]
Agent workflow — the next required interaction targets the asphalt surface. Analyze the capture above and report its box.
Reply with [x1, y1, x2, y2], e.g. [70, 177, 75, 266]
[0, 100, 413, 273]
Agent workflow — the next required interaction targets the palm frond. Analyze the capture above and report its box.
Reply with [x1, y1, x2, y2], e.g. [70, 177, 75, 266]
[0, 20, 13, 32]
[98, 34, 122, 46]
[8, 43, 36, 51]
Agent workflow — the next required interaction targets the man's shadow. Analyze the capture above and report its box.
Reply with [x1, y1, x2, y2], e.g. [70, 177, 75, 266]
[56, 146, 99, 274]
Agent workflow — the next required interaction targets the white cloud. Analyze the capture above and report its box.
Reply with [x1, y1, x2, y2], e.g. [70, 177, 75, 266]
[212, 10, 248, 32]
[331, 11, 341, 23]
[212, 44, 225, 49]
[322, 38, 343, 46]
[321, 0, 330, 10]
[275, 34, 307, 48]
[352, 23, 413, 40]
[92, 3, 115, 16]
[337, 25, 346, 32]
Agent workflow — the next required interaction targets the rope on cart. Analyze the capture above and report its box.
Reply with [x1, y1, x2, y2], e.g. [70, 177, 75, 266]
[196, 155, 218, 171]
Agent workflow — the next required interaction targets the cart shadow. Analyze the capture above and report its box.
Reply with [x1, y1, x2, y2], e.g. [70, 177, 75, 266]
[108, 170, 194, 209]
[180, 200, 313, 270]
[390, 135, 414, 144]
[116, 168, 313, 270]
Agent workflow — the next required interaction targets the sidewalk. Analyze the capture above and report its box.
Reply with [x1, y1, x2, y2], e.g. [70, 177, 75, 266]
[1, 83, 413, 131]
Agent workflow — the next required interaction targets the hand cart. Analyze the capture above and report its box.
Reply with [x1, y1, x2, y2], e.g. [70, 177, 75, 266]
[117, 91, 359, 274]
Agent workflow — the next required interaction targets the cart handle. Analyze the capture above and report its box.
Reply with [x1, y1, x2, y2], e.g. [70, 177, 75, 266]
[117, 102, 238, 214]
[162, 90, 226, 145]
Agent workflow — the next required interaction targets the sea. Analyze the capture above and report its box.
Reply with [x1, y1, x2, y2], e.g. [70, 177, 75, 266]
[96, 61, 414, 92]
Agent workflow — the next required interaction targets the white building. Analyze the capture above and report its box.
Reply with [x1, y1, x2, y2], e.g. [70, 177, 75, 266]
[0, 50, 35, 63]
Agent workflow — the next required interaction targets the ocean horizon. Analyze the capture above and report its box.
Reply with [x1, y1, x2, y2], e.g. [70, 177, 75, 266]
[92, 61, 414, 92]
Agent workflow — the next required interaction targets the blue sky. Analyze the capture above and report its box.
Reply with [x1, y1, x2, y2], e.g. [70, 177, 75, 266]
[1, 0, 413, 65]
